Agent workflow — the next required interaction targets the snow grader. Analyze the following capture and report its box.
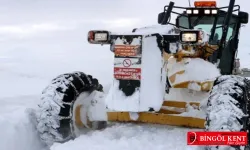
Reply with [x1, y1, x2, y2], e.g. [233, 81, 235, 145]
[34, 0, 250, 149]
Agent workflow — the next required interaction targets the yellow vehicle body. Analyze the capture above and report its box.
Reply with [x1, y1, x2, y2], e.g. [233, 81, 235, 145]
[75, 47, 219, 129]
[107, 100, 205, 129]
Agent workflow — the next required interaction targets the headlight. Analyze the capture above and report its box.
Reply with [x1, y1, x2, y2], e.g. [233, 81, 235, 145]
[211, 9, 218, 14]
[193, 10, 199, 14]
[186, 9, 192, 14]
[204, 9, 210, 14]
[87, 30, 111, 44]
[94, 33, 108, 41]
[180, 31, 199, 43]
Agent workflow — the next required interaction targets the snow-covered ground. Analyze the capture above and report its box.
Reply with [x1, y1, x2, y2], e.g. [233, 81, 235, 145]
[51, 124, 202, 150]
[0, 39, 206, 150]
[0, 51, 204, 150]
[2, 36, 249, 150]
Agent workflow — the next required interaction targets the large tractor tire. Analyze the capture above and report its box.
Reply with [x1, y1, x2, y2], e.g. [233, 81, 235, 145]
[206, 75, 250, 150]
[35, 71, 107, 147]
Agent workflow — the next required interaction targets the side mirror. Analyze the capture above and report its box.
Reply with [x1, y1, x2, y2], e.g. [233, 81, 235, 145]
[158, 12, 165, 24]
[176, 18, 179, 27]
[132, 28, 137, 32]
[87, 30, 111, 45]
[239, 11, 248, 24]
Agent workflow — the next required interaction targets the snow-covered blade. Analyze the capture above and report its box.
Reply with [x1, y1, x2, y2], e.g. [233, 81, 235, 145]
[167, 57, 221, 91]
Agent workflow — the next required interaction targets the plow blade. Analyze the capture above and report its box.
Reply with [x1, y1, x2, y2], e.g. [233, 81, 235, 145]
[107, 112, 205, 129]
[107, 100, 205, 128]
[74, 100, 206, 129]
[162, 101, 200, 108]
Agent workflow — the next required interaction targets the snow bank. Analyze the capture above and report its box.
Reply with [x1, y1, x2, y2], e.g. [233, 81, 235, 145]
[0, 107, 46, 150]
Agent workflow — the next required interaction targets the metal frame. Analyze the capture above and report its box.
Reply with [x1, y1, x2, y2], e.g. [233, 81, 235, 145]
[161, 2, 241, 29]
[160, 0, 244, 75]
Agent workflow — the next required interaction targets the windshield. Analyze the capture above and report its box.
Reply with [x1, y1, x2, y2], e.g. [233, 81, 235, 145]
[194, 25, 234, 41]
[192, 16, 235, 41]
[177, 13, 237, 42]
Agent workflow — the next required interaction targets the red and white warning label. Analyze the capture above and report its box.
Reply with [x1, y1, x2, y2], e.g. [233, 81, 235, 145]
[114, 45, 141, 57]
[113, 35, 142, 81]
[114, 67, 141, 80]
[114, 58, 141, 80]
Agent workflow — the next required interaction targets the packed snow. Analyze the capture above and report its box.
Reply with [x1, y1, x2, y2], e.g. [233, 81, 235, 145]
[50, 124, 203, 150]
[140, 35, 166, 111]
[167, 57, 221, 88]
[106, 79, 140, 111]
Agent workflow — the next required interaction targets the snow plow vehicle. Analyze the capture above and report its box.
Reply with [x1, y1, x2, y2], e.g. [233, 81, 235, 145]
[34, 0, 250, 149]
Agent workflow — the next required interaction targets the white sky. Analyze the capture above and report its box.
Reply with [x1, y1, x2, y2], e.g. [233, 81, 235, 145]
[0, 0, 249, 67]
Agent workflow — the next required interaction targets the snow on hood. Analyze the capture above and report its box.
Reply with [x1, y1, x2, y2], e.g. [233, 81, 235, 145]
[112, 24, 179, 35]
[132, 24, 179, 35]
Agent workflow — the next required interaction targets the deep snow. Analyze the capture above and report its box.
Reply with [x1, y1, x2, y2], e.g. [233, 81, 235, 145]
[0, 47, 113, 150]
[0, 47, 204, 150]
[0, 95, 46, 150]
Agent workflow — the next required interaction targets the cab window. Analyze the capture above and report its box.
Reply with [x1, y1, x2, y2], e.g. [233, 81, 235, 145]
[176, 13, 238, 41]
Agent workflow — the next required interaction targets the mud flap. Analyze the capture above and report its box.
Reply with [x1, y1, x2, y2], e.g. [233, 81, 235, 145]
[106, 35, 166, 112]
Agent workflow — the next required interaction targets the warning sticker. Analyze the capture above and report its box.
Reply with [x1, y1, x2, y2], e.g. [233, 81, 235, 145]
[113, 35, 142, 81]
[123, 59, 132, 67]
[114, 58, 141, 68]
[115, 45, 141, 57]
[114, 67, 141, 80]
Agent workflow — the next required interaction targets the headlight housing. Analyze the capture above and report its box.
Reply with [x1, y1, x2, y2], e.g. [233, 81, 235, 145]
[87, 30, 111, 44]
[180, 30, 199, 44]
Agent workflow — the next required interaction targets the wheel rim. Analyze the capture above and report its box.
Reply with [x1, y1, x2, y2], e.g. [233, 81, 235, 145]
[71, 92, 92, 137]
